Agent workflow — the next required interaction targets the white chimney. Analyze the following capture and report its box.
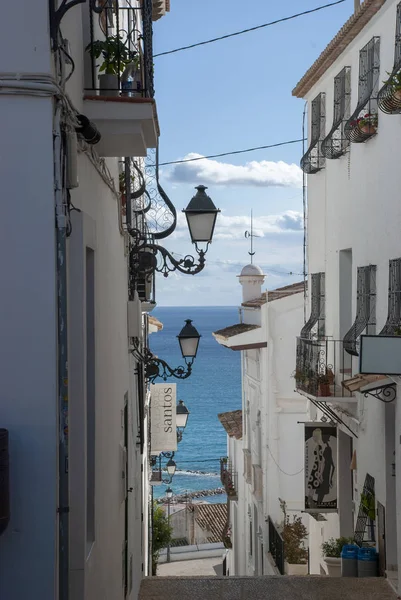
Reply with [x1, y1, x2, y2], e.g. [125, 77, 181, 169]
[238, 264, 266, 303]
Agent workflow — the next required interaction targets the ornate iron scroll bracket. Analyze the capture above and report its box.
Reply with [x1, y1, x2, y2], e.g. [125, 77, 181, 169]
[130, 240, 207, 278]
[49, 0, 88, 48]
[363, 384, 396, 403]
[131, 337, 193, 382]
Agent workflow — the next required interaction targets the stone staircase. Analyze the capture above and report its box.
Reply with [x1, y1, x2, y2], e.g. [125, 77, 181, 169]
[139, 576, 398, 600]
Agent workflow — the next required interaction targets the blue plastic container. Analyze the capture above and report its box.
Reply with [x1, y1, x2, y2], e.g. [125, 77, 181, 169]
[341, 544, 359, 577]
[358, 547, 378, 577]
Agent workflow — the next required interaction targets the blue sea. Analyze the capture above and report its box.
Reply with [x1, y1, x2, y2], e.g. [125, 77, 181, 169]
[149, 306, 241, 503]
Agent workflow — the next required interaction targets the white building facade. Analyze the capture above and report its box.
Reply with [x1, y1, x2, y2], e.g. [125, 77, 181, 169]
[294, 0, 401, 591]
[214, 266, 308, 577]
[0, 1, 170, 599]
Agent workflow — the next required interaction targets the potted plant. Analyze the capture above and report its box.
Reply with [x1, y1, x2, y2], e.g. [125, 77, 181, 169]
[321, 536, 354, 576]
[351, 113, 378, 135]
[318, 368, 334, 397]
[86, 35, 134, 96]
[384, 70, 401, 101]
[282, 516, 309, 575]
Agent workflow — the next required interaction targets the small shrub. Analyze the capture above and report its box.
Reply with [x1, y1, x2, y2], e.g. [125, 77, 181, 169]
[321, 536, 354, 558]
[282, 515, 308, 565]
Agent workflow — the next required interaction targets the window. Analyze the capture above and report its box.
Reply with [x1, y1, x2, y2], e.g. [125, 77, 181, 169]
[86, 248, 96, 551]
[343, 265, 376, 356]
[345, 37, 380, 143]
[378, 2, 401, 114]
[380, 258, 401, 335]
[300, 272, 325, 339]
[321, 67, 351, 159]
[301, 93, 326, 174]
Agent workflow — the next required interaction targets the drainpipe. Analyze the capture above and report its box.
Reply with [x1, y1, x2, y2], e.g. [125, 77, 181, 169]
[54, 103, 70, 600]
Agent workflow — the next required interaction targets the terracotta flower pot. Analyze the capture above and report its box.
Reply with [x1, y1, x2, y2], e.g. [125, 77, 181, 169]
[319, 383, 331, 397]
[360, 123, 377, 135]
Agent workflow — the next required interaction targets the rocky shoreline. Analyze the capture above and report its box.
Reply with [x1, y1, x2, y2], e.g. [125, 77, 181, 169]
[156, 487, 225, 504]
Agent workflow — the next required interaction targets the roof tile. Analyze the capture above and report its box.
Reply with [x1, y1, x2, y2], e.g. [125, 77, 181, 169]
[218, 409, 243, 440]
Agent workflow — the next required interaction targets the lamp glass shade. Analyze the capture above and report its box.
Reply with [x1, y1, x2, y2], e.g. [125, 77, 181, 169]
[166, 487, 173, 499]
[183, 185, 220, 244]
[166, 458, 176, 477]
[176, 400, 189, 429]
[177, 320, 201, 359]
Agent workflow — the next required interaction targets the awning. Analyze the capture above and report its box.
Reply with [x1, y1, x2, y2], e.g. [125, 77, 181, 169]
[212, 323, 266, 350]
[342, 373, 390, 393]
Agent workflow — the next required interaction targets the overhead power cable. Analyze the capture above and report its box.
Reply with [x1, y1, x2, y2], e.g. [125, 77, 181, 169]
[159, 138, 305, 166]
[154, 0, 346, 57]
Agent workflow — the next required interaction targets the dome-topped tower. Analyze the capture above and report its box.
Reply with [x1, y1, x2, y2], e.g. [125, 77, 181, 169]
[238, 263, 266, 302]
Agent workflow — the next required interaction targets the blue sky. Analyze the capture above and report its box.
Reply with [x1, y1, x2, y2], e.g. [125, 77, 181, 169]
[150, 0, 353, 306]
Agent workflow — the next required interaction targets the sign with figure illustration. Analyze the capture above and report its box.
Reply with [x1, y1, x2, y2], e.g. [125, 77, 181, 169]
[150, 384, 177, 454]
[304, 423, 337, 513]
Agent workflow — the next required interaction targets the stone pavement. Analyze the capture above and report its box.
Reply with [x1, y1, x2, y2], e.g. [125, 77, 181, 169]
[139, 576, 398, 600]
[157, 558, 221, 577]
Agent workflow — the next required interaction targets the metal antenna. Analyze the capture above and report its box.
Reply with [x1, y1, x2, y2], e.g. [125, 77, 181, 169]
[244, 210, 260, 264]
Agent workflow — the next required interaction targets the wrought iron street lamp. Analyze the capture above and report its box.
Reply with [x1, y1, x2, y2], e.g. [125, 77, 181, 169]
[130, 185, 220, 278]
[166, 458, 177, 478]
[176, 400, 190, 443]
[131, 320, 201, 382]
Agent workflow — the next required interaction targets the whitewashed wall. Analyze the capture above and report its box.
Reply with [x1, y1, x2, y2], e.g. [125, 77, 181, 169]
[303, 0, 401, 585]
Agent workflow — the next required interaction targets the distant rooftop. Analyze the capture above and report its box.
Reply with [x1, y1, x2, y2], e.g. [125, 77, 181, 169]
[212, 323, 260, 339]
[218, 409, 243, 440]
[191, 503, 228, 544]
[293, 0, 386, 98]
[242, 281, 305, 308]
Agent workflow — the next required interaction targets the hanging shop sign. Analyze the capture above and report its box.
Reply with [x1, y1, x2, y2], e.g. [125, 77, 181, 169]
[304, 423, 337, 513]
[150, 383, 177, 454]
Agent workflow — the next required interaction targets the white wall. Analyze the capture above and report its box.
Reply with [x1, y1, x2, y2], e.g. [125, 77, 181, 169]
[226, 288, 308, 577]
[0, 2, 58, 597]
[0, 2, 148, 599]
[303, 0, 401, 586]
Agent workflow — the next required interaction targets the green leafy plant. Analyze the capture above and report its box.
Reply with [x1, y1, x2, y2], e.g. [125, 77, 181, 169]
[321, 536, 354, 558]
[384, 70, 401, 91]
[282, 515, 308, 565]
[152, 503, 172, 575]
[86, 36, 137, 75]
[361, 493, 376, 521]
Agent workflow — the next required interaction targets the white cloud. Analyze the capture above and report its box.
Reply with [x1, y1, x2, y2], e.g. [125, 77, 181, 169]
[172, 210, 303, 240]
[168, 153, 302, 188]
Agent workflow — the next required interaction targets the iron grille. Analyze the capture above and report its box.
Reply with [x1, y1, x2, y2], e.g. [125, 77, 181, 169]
[343, 265, 376, 356]
[87, 0, 154, 98]
[378, 3, 401, 114]
[354, 473, 375, 545]
[300, 272, 325, 339]
[344, 37, 380, 143]
[380, 258, 401, 335]
[301, 93, 326, 174]
[321, 67, 351, 159]
[220, 457, 238, 501]
[295, 337, 355, 400]
[268, 517, 284, 575]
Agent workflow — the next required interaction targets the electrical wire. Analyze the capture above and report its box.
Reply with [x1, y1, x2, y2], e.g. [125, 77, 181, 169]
[267, 444, 304, 477]
[154, 0, 346, 57]
[170, 253, 305, 277]
[158, 138, 305, 166]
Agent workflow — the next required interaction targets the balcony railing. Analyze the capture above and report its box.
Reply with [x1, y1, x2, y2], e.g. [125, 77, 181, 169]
[268, 517, 284, 575]
[220, 457, 238, 501]
[295, 338, 355, 399]
[86, 0, 154, 98]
